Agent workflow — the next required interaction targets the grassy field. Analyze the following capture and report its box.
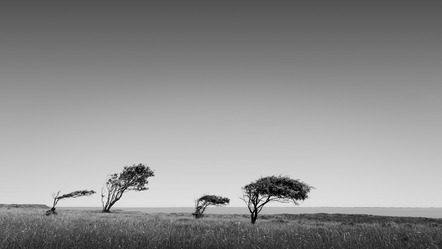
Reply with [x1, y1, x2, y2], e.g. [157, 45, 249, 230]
[1, 206, 441, 249]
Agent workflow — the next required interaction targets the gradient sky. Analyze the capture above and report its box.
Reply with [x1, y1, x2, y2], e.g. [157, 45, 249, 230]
[1, 2, 441, 208]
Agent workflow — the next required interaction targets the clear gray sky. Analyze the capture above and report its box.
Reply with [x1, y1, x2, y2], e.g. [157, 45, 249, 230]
[1, 1, 441, 208]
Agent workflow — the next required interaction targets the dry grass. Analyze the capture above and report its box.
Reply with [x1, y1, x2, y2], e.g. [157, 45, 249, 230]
[1, 207, 441, 248]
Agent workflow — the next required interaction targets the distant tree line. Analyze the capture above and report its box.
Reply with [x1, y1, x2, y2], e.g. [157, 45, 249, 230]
[47, 163, 313, 224]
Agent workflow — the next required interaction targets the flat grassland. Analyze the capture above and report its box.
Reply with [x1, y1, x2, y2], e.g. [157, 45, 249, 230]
[1, 206, 441, 249]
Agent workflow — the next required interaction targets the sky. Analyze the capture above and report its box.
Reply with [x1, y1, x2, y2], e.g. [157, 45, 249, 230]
[1, 1, 441, 208]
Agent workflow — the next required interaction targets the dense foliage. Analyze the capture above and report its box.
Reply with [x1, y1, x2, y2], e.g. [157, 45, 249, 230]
[242, 175, 313, 223]
[193, 195, 230, 218]
[101, 163, 155, 212]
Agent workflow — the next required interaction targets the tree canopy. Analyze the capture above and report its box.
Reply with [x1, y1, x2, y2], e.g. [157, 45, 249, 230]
[193, 195, 230, 218]
[241, 175, 313, 224]
[101, 163, 155, 212]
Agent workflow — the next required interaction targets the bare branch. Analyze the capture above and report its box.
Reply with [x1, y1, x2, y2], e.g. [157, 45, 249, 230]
[46, 189, 95, 216]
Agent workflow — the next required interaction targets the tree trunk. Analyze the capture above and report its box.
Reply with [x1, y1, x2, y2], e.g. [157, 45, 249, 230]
[192, 212, 204, 219]
[250, 211, 258, 224]
[102, 201, 116, 212]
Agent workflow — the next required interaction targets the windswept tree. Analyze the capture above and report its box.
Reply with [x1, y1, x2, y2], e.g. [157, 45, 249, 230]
[101, 163, 154, 212]
[192, 195, 230, 218]
[46, 190, 96, 216]
[241, 175, 313, 224]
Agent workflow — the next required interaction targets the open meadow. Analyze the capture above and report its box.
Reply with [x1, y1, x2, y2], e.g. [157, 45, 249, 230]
[1, 205, 442, 249]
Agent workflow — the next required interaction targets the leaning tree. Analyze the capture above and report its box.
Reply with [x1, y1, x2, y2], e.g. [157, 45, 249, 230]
[192, 195, 230, 218]
[46, 189, 96, 216]
[241, 175, 313, 224]
[101, 163, 155, 212]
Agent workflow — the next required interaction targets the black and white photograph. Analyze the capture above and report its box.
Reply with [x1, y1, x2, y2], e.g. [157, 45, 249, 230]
[1, 1, 441, 248]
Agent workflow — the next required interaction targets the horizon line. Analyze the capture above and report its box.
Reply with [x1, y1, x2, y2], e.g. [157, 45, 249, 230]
[56, 206, 442, 209]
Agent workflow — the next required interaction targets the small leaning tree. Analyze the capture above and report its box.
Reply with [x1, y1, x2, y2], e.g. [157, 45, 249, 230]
[241, 175, 313, 224]
[192, 195, 230, 218]
[46, 190, 96, 216]
[101, 163, 155, 212]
